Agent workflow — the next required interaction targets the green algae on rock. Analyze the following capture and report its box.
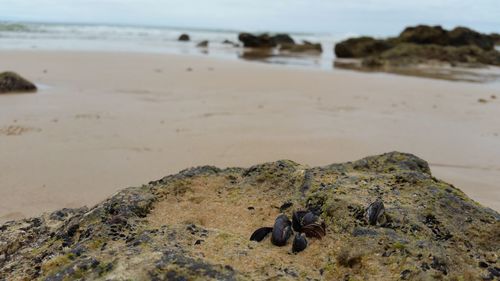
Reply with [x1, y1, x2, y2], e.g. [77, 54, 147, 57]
[0, 72, 37, 94]
[1, 152, 499, 280]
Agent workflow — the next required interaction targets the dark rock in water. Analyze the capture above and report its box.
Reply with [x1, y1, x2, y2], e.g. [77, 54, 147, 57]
[238, 33, 277, 48]
[1, 152, 498, 280]
[238, 33, 295, 48]
[334, 25, 500, 78]
[222, 39, 239, 47]
[178, 34, 190, 41]
[197, 40, 209, 48]
[0, 72, 37, 94]
[292, 233, 307, 253]
[281, 41, 322, 53]
[334, 37, 393, 58]
[398, 25, 495, 51]
[272, 34, 295, 45]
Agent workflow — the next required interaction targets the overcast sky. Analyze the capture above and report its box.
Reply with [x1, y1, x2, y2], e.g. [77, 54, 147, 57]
[1, 0, 499, 35]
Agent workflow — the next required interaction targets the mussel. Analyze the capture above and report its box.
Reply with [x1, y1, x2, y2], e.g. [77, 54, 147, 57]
[365, 199, 386, 226]
[250, 227, 273, 242]
[292, 233, 308, 253]
[271, 214, 293, 246]
[250, 209, 327, 253]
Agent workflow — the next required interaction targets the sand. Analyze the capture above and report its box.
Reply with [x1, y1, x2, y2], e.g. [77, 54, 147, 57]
[0, 50, 499, 222]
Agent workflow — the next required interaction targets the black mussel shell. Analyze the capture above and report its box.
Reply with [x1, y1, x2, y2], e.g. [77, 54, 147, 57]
[292, 233, 308, 253]
[302, 222, 326, 239]
[292, 210, 308, 232]
[271, 214, 293, 246]
[302, 212, 318, 226]
[250, 227, 273, 242]
[365, 199, 386, 226]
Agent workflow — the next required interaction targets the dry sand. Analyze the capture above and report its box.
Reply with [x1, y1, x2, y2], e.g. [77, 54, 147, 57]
[0, 50, 499, 222]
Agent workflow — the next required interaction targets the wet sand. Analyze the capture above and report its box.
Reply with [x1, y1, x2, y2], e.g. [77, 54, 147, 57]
[0, 50, 499, 222]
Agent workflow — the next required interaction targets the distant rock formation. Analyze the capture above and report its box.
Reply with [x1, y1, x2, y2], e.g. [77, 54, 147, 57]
[1, 152, 498, 280]
[398, 26, 495, 50]
[238, 33, 322, 54]
[334, 25, 500, 81]
[238, 33, 278, 48]
[280, 41, 323, 53]
[238, 33, 296, 48]
[334, 37, 392, 58]
[222, 39, 239, 47]
[491, 33, 500, 45]
[0, 72, 37, 94]
[178, 34, 190, 42]
[197, 40, 209, 48]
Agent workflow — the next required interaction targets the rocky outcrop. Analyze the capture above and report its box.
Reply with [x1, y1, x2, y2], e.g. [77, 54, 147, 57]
[363, 44, 500, 67]
[334, 37, 393, 58]
[222, 39, 240, 47]
[491, 33, 500, 45]
[196, 40, 209, 48]
[238, 33, 278, 48]
[1, 152, 498, 280]
[335, 25, 498, 60]
[0, 72, 37, 94]
[280, 41, 323, 53]
[238, 33, 295, 48]
[398, 26, 495, 51]
[334, 25, 500, 81]
[273, 34, 295, 45]
[397, 25, 450, 46]
[178, 34, 190, 42]
[238, 33, 322, 54]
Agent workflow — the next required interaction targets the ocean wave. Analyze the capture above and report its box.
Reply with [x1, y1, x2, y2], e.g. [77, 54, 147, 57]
[0, 23, 32, 32]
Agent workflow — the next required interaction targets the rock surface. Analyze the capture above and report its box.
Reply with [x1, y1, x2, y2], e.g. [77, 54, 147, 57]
[1, 152, 499, 280]
[0, 72, 37, 94]
[238, 33, 295, 48]
[238, 33, 279, 48]
[178, 34, 190, 42]
[334, 37, 393, 58]
[334, 25, 500, 78]
[398, 26, 495, 51]
[491, 33, 500, 45]
[196, 40, 209, 48]
[280, 41, 323, 53]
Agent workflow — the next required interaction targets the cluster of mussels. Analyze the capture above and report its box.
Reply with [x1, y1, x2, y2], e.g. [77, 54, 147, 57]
[249, 199, 387, 253]
[250, 210, 326, 253]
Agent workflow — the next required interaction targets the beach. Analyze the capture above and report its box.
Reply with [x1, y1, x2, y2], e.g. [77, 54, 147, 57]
[0, 50, 499, 222]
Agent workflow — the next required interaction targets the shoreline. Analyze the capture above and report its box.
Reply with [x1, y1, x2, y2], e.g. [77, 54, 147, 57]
[1, 50, 499, 222]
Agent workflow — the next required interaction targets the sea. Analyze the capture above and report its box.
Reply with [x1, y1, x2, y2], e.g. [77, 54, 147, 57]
[0, 22, 344, 70]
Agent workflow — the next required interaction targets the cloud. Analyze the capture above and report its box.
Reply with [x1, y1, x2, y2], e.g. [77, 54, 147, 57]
[1, 0, 499, 34]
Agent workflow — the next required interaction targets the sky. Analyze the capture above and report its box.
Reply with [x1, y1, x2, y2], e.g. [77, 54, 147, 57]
[0, 0, 499, 35]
